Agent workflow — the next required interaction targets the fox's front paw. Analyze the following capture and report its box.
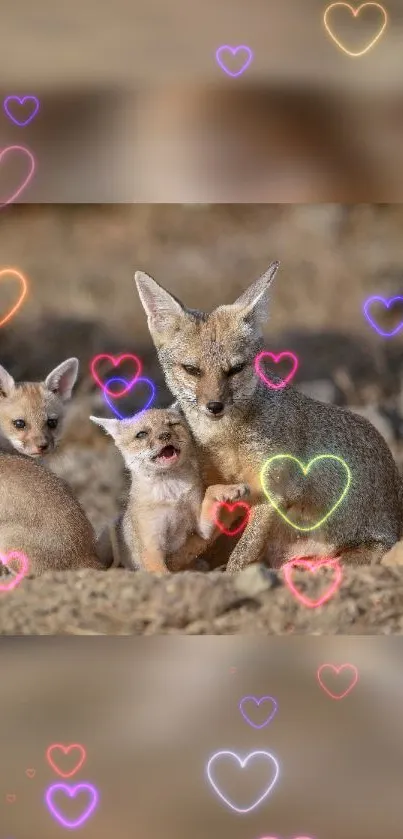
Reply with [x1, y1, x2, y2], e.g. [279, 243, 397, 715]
[210, 483, 250, 504]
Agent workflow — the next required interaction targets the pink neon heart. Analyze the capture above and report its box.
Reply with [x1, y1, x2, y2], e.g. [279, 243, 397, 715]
[0, 550, 29, 591]
[283, 556, 342, 608]
[46, 743, 87, 778]
[255, 351, 298, 390]
[0, 145, 35, 206]
[317, 663, 358, 699]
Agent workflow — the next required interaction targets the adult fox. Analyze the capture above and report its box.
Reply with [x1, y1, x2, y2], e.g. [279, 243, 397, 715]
[134, 263, 403, 571]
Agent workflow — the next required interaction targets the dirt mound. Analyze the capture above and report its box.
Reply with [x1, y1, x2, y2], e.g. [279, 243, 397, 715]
[1, 564, 403, 635]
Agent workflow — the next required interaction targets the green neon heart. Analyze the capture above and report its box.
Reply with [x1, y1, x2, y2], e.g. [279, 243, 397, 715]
[260, 453, 351, 532]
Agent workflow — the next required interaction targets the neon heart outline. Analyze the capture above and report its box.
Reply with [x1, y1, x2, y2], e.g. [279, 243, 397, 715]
[46, 743, 86, 778]
[207, 750, 280, 814]
[90, 353, 142, 397]
[45, 782, 99, 829]
[323, 2, 388, 58]
[103, 376, 155, 419]
[0, 145, 36, 206]
[0, 268, 28, 327]
[260, 453, 351, 531]
[239, 695, 278, 729]
[255, 350, 299, 390]
[25, 768, 36, 778]
[317, 663, 359, 699]
[3, 95, 40, 127]
[215, 45, 253, 77]
[0, 550, 29, 591]
[212, 501, 251, 537]
[363, 295, 403, 337]
[283, 557, 343, 608]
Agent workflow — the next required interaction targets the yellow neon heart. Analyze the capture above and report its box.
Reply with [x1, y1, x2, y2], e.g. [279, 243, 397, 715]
[260, 454, 351, 532]
[323, 3, 388, 58]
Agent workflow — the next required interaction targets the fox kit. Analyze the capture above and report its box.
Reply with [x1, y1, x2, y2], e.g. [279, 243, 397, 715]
[0, 453, 104, 575]
[90, 407, 249, 575]
[134, 264, 403, 571]
[0, 358, 79, 458]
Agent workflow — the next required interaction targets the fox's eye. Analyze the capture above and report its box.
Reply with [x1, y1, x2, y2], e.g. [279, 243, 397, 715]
[47, 418, 58, 429]
[182, 364, 202, 377]
[12, 419, 26, 430]
[227, 363, 246, 376]
[136, 430, 148, 440]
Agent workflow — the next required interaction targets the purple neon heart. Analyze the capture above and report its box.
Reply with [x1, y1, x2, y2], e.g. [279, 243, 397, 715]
[215, 45, 253, 78]
[45, 782, 99, 829]
[103, 375, 155, 419]
[239, 695, 278, 729]
[3, 96, 40, 127]
[363, 295, 403, 337]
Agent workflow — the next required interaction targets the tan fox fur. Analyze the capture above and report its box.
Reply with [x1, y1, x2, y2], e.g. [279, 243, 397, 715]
[0, 453, 105, 575]
[134, 264, 403, 571]
[90, 407, 249, 575]
[0, 358, 79, 458]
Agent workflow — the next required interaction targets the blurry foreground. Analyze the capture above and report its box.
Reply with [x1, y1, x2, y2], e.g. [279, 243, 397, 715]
[1, 636, 403, 838]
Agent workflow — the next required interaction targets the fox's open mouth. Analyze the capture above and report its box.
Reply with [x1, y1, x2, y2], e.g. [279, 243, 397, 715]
[153, 444, 180, 463]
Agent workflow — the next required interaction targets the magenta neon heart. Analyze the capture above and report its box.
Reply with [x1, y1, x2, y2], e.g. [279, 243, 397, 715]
[4, 96, 40, 127]
[215, 45, 253, 77]
[255, 350, 299, 390]
[239, 695, 278, 729]
[45, 783, 99, 829]
[0, 551, 29, 591]
[0, 145, 36, 206]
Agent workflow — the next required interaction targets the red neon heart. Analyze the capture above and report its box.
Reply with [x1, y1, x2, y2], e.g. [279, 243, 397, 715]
[25, 768, 36, 778]
[212, 501, 251, 536]
[6, 793, 16, 803]
[90, 354, 142, 397]
[317, 663, 358, 699]
[255, 350, 298, 390]
[46, 743, 87, 778]
[283, 556, 342, 608]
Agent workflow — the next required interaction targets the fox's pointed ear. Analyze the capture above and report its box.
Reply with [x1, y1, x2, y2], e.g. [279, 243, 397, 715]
[45, 358, 79, 402]
[232, 261, 279, 327]
[90, 416, 121, 440]
[134, 271, 185, 338]
[0, 364, 15, 397]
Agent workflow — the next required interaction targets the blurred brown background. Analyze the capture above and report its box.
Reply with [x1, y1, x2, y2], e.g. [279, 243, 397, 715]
[2, 0, 403, 200]
[1, 636, 403, 838]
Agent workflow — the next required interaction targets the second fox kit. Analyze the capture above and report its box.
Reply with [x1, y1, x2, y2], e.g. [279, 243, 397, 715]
[90, 407, 249, 574]
[135, 263, 403, 571]
[0, 358, 79, 457]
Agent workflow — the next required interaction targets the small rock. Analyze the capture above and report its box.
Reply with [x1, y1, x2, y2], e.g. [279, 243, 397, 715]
[381, 541, 403, 567]
[233, 564, 280, 597]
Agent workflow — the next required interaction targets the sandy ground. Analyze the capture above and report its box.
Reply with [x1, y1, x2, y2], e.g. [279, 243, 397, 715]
[2, 564, 403, 635]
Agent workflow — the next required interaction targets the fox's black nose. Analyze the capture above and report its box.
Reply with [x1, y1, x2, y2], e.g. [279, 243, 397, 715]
[206, 401, 224, 415]
[159, 431, 171, 442]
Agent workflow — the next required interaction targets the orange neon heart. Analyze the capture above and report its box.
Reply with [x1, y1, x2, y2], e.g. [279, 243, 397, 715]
[0, 268, 28, 327]
[323, 3, 388, 57]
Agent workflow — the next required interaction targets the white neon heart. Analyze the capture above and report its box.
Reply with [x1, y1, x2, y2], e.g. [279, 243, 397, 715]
[206, 750, 280, 814]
